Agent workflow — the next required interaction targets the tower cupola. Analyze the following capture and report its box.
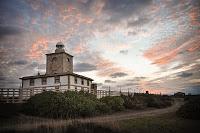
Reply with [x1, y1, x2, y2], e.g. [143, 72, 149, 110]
[55, 42, 65, 53]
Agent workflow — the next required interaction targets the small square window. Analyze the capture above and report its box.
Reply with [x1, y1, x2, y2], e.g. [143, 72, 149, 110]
[74, 77, 77, 84]
[30, 79, 34, 86]
[55, 76, 60, 83]
[81, 79, 84, 85]
[42, 78, 47, 85]
[87, 80, 89, 86]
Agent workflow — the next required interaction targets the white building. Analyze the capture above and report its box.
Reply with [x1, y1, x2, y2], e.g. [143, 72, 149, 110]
[20, 42, 95, 98]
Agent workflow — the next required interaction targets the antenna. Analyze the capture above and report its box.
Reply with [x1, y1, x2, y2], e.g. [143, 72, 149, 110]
[37, 64, 40, 75]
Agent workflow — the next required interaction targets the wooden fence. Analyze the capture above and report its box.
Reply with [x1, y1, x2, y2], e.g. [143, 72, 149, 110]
[0, 88, 22, 103]
[0, 88, 133, 103]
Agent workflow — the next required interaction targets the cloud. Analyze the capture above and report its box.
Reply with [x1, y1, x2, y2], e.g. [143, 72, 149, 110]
[119, 50, 128, 55]
[104, 80, 116, 83]
[0, 25, 25, 39]
[8, 60, 28, 66]
[103, 0, 152, 23]
[97, 83, 103, 86]
[144, 35, 200, 65]
[178, 72, 193, 78]
[74, 62, 97, 72]
[27, 37, 48, 60]
[127, 17, 150, 27]
[110, 72, 128, 78]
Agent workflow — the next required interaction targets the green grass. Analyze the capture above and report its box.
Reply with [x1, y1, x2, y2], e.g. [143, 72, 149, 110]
[1, 112, 200, 133]
[118, 113, 200, 133]
[1, 100, 200, 133]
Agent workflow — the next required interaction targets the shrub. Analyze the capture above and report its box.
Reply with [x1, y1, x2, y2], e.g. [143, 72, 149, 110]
[121, 95, 146, 109]
[146, 95, 173, 108]
[177, 96, 200, 120]
[101, 96, 125, 111]
[95, 101, 112, 114]
[22, 91, 67, 118]
[22, 91, 100, 118]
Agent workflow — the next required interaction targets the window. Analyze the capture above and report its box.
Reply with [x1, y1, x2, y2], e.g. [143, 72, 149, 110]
[41, 78, 47, 85]
[87, 80, 89, 86]
[55, 76, 60, 83]
[74, 77, 77, 84]
[30, 79, 34, 86]
[67, 58, 70, 62]
[81, 79, 84, 85]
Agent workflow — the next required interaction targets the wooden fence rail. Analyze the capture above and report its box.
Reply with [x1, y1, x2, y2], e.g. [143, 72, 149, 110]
[0, 88, 133, 103]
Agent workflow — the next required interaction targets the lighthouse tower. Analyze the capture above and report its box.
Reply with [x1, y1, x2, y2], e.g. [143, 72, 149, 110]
[46, 42, 73, 74]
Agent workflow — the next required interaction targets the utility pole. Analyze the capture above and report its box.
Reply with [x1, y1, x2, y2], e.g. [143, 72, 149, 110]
[109, 86, 111, 96]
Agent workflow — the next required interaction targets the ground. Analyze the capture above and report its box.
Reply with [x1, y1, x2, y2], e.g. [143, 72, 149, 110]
[0, 99, 200, 133]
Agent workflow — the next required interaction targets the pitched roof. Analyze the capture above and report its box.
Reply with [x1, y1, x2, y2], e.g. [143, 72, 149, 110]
[20, 72, 93, 81]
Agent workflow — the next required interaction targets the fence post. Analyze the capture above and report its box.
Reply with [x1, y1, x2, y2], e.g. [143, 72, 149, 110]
[6, 89, 9, 103]
[12, 89, 14, 103]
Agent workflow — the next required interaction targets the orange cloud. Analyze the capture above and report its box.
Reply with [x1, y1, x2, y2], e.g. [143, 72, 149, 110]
[73, 43, 87, 54]
[144, 35, 200, 65]
[94, 55, 129, 77]
[27, 37, 48, 60]
[189, 7, 200, 26]
[187, 38, 200, 52]
[144, 36, 177, 65]
[91, 0, 105, 16]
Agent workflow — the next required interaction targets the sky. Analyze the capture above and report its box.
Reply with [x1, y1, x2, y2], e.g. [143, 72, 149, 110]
[0, 0, 199, 94]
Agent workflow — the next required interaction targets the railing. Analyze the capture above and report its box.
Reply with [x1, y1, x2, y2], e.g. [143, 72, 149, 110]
[0, 88, 134, 103]
[97, 90, 133, 98]
[0, 88, 22, 103]
[0, 87, 89, 103]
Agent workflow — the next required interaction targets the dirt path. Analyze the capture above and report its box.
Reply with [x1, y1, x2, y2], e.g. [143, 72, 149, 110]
[1, 99, 184, 131]
[76, 99, 184, 123]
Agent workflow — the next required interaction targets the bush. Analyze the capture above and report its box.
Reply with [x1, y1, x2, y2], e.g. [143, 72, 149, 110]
[121, 94, 173, 109]
[95, 101, 112, 114]
[177, 96, 200, 120]
[146, 95, 173, 108]
[22, 91, 67, 118]
[121, 95, 146, 109]
[22, 91, 116, 118]
[21, 91, 173, 119]
[101, 96, 125, 111]
[22, 91, 101, 118]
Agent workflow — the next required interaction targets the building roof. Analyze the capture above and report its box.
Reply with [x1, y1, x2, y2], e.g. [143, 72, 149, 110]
[46, 52, 73, 57]
[20, 72, 93, 81]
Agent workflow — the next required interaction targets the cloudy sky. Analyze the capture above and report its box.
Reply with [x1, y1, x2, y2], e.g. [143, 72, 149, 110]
[0, 0, 199, 94]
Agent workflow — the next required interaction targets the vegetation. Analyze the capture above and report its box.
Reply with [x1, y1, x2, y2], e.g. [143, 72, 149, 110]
[100, 96, 125, 111]
[119, 113, 200, 133]
[1, 112, 200, 133]
[2, 96, 200, 133]
[21, 91, 173, 119]
[0, 122, 122, 133]
[22, 91, 106, 118]
[121, 94, 173, 109]
[177, 95, 200, 120]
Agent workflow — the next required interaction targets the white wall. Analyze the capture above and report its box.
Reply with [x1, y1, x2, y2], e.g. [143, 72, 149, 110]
[22, 75, 92, 93]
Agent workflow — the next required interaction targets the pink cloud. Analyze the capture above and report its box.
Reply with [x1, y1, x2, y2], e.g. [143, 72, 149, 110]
[27, 37, 48, 60]
[144, 35, 200, 65]
[189, 7, 200, 26]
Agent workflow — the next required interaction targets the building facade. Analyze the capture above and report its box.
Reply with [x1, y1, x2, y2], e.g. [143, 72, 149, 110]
[20, 42, 96, 98]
